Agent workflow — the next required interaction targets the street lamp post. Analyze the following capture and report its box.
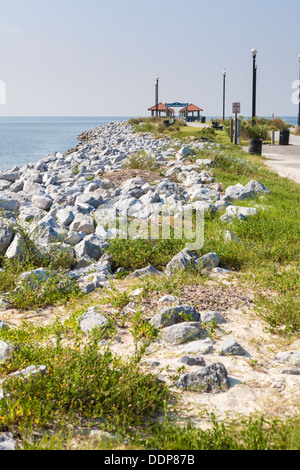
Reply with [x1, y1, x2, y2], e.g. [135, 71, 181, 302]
[298, 55, 300, 126]
[155, 74, 159, 117]
[222, 69, 226, 121]
[251, 48, 258, 125]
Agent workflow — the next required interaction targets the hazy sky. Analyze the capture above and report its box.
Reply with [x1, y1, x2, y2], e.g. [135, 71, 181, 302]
[0, 0, 299, 117]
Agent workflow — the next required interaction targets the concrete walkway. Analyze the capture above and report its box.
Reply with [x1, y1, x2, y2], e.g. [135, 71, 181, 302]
[187, 123, 300, 184]
[260, 132, 300, 184]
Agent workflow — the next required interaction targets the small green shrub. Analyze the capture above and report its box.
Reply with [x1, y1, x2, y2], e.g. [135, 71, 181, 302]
[106, 237, 186, 271]
[6, 271, 80, 310]
[0, 332, 169, 429]
[123, 150, 159, 171]
[138, 415, 300, 450]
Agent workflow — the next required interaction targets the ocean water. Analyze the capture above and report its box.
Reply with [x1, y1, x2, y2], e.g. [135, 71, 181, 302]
[0, 116, 132, 172]
[0, 115, 298, 173]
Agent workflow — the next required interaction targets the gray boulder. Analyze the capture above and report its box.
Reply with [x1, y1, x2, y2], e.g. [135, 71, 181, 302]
[180, 355, 206, 366]
[75, 191, 104, 209]
[78, 306, 109, 334]
[224, 180, 270, 202]
[5, 234, 26, 260]
[69, 213, 95, 235]
[75, 239, 103, 261]
[0, 319, 9, 329]
[179, 338, 214, 354]
[56, 208, 75, 227]
[0, 218, 14, 254]
[157, 295, 180, 304]
[165, 248, 198, 276]
[18, 269, 54, 290]
[225, 206, 258, 219]
[0, 171, 21, 183]
[280, 367, 300, 375]
[244, 180, 270, 195]
[195, 252, 219, 270]
[224, 230, 242, 244]
[150, 305, 200, 328]
[160, 322, 203, 344]
[224, 183, 255, 201]
[32, 194, 53, 211]
[0, 340, 17, 365]
[126, 265, 162, 279]
[9, 365, 47, 382]
[0, 433, 16, 450]
[200, 310, 226, 324]
[175, 362, 229, 393]
[0, 198, 20, 213]
[218, 337, 246, 356]
[274, 351, 300, 366]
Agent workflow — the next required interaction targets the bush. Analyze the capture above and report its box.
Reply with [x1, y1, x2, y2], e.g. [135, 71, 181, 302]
[0, 332, 169, 428]
[106, 237, 186, 271]
[5, 271, 80, 310]
[265, 117, 290, 131]
[123, 150, 159, 171]
[294, 125, 300, 135]
[243, 121, 268, 140]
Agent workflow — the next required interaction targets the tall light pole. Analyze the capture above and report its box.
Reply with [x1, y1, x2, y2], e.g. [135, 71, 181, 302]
[251, 48, 258, 125]
[155, 74, 159, 117]
[222, 68, 226, 121]
[298, 55, 300, 126]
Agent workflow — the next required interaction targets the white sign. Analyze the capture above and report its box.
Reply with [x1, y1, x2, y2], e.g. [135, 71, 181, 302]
[232, 102, 240, 114]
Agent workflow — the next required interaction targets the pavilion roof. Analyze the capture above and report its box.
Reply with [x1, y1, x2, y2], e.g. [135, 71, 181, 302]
[179, 103, 203, 113]
[148, 102, 175, 113]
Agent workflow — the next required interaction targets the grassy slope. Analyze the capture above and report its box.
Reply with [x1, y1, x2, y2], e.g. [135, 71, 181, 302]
[0, 119, 299, 449]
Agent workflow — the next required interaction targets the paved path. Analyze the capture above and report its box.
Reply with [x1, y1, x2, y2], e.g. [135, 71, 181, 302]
[186, 122, 211, 128]
[260, 132, 300, 184]
[187, 123, 300, 184]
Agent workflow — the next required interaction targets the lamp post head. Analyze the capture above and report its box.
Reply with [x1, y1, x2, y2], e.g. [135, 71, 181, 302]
[298, 54, 300, 61]
[251, 48, 258, 57]
[223, 68, 227, 76]
[156, 74, 159, 82]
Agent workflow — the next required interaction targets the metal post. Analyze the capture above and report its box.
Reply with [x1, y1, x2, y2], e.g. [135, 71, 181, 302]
[298, 55, 300, 126]
[237, 119, 241, 145]
[251, 49, 258, 126]
[155, 74, 159, 117]
[234, 113, 238, 145]
[272, 130, 275, 145]
[223, 69, 226, 121]
[230, 118, 234, 142]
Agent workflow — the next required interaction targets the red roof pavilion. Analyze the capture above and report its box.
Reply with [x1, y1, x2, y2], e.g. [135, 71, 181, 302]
[148, 102, 175, 116]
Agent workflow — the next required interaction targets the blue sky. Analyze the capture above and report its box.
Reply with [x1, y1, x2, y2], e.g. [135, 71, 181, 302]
[0, 0, 299, 117]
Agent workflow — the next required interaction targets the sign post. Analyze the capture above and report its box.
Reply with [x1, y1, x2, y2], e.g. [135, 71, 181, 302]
[232, 102, 241, 145]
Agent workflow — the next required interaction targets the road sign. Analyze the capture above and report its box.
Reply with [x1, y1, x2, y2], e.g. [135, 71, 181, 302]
[232, 102, 240, 114]
[165, 102, 189, 108]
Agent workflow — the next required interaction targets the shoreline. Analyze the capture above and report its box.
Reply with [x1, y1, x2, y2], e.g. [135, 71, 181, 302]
[0, 120, 300, 449]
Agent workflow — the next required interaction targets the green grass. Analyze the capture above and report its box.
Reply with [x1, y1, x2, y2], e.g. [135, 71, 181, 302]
[123, 149, 160, 171]
[0, 216, 79, 309]
[0, 118, 299, 449]
[0, 327, 169, 433]
[135, 415, 300, 450]
[1, 313, 299, 450]
[106, 236, 186, 271]
[122, 117, 300, 335]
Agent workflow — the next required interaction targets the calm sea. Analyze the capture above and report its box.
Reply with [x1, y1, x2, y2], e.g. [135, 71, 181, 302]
[0, 116, 133, 172]
[0, 115, 297, 172]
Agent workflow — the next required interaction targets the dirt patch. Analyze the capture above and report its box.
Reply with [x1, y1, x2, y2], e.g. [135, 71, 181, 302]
[104, 169, 164, 187]
[126, 281, 255, 321]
